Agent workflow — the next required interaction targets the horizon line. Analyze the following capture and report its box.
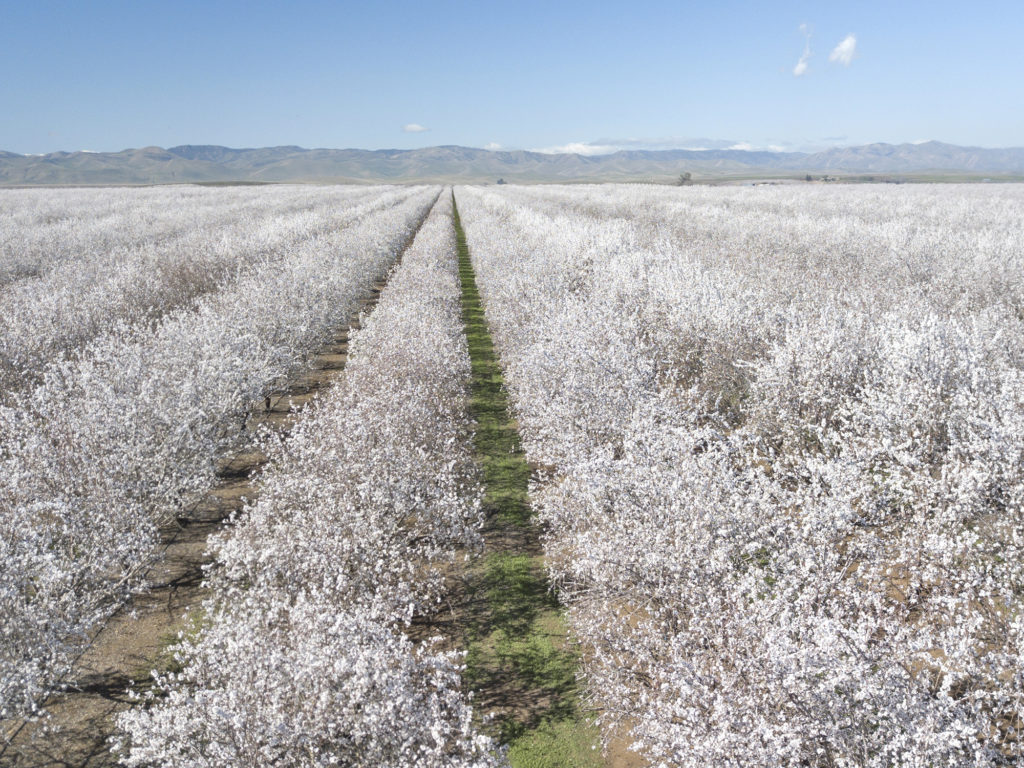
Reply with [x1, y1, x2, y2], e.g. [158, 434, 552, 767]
[8, 138, 1024, 159]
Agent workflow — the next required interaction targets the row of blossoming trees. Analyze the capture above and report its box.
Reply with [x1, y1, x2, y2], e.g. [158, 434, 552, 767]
[114, 192, 500, 766]
[0, 185, 415, 392]
[0, 186, 443, 726]
[456, 183, 1024, 766]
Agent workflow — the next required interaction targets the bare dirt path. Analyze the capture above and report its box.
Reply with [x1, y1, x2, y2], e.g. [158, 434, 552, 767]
[1, 200, 436, 768]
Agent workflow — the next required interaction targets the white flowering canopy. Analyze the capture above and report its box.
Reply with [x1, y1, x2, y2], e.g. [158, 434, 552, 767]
[457, 183, 1024, 766]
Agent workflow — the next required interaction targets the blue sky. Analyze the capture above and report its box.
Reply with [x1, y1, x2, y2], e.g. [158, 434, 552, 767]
[2, 0, 1022, 155]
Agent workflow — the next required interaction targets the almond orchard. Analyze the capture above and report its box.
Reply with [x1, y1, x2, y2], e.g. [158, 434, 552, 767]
[1, 182, 1022, 767]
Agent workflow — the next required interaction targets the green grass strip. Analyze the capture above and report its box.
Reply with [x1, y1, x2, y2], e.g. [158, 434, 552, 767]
[452, 193, 602, 768]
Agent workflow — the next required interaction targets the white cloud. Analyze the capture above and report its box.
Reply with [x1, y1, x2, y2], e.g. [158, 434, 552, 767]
[531, 142, 619, 156]
[794, 23, 812, 76]
[532, 137, 743, 155]
[402, 123, 429, 133]
[527, 138, 791, 156]
[484, 142, 502, 150]
[593, 136, 740, 151]
[829, 34, 856, 65]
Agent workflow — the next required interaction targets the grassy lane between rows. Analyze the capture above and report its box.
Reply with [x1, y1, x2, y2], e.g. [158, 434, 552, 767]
[452, 192, 602, 768]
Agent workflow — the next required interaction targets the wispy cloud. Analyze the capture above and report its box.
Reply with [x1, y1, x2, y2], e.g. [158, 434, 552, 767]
[484, 142, 502, 150]
[829, 34, 856, 65]
[402, 123, 429, 133]
[794, 23, 812, 76]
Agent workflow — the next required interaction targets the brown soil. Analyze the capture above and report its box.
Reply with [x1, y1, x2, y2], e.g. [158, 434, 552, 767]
[0, 204, 431, 767]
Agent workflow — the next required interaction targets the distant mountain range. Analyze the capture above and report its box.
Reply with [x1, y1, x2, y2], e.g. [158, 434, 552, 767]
[2, 141, 1023, 185]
